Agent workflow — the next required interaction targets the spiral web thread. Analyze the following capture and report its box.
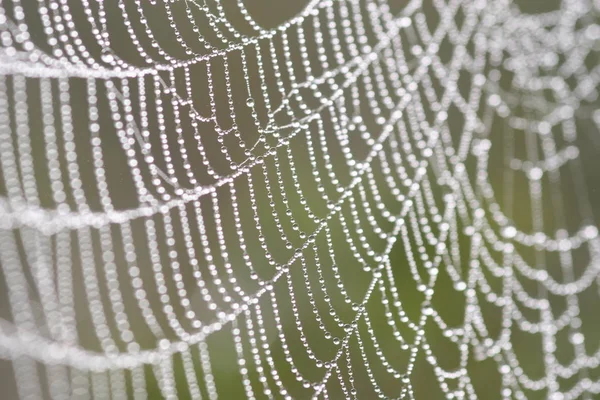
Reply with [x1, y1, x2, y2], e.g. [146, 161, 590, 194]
[1, 0, 600, 398]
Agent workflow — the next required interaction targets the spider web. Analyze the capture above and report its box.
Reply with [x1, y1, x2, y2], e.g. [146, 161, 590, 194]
[0, 0, 600, 398]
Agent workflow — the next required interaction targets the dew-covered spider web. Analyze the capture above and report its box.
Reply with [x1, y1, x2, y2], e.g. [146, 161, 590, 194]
[1, 0, 600, 398]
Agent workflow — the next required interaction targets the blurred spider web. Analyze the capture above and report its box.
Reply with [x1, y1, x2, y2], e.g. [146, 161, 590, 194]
[0, 0, 600, 399]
